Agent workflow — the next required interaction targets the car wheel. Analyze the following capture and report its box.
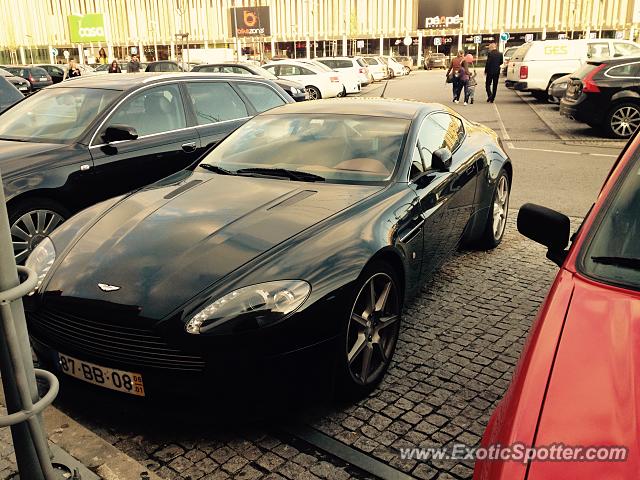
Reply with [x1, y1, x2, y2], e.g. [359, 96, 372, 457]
[475, 170, 510, 250]
[335, 261, 402, 399]
[606, 102, 640, 139]
[9, 198, 69, 264]
[337, 86, 347, 97]
[305, 86, 321, 100]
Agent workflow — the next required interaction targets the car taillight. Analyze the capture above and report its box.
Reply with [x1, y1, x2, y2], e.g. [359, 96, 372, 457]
[582, 64, 606, 94]
[519, 66, 528, 79]
[330, 76, 340, 82]
[359, 67, 365, 74]
[28, 76, 34, 82]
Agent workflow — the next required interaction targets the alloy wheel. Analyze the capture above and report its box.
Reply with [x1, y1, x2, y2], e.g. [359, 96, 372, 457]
[492, 175, 509, 240]
[346, 272, 400, 386]
[11, 210, 64, 263]
[305, 87, 319, 100]
[611, 106, 640, 138]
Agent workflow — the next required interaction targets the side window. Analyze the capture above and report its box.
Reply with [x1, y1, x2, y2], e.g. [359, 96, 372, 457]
[431, 113, 465, 152]
[236, 82, 286, 113]
[299, 66, 316, 75]
[614, 42, 640, 57]
[410, 145, 425, 179]
[588, 42, 611, 58]
[200, 66, 222, 73]
[263, 65, 278, 76]
[606, 63, 640, 78]
[185, 82, 248, 124]
[322, 60, 335, 69]
[278, 65, 298, 76]
[337, 60, 353, 68]
[417, 117, 447, 162]
[106, 84, 186, 137]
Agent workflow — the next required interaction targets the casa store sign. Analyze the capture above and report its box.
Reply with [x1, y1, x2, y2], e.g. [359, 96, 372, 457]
[418, 0, 464, 29]
[68, 13, 107, 43]
[231, 6, 271, 37]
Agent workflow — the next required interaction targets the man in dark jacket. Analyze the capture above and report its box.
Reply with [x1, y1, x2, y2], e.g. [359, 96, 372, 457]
[485, 43, 503, 103]
[127, 54, 141, 73]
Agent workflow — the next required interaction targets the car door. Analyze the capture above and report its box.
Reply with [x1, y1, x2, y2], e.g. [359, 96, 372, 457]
[182, 80, 253, 157]
[42, 65, 64, 83]
[88, 82, 201, 200]
[412, 113, 476, 279]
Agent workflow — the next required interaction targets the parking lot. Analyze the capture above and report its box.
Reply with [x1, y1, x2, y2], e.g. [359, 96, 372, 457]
[0, 70, 627, 480]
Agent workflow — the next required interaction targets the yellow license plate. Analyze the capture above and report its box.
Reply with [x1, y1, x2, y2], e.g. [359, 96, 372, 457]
[57, 353, 145, 397]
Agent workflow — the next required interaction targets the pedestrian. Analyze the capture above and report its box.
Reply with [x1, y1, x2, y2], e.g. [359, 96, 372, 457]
[96, 47, 108, 65]
[465, 54, 478, 104]
[127, 54, 141, 73]
[459, 60, 471, 106]
[445, 50, 465, 104]
[485, 43, 503, 103]
[67, 59, 81, 78]
[108, 60, 121, 73]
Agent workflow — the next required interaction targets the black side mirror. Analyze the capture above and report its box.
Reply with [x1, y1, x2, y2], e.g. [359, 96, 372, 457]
[517, 203, 571, 266]
[432, 148, 452, 171]
[102, 125, 138, 143]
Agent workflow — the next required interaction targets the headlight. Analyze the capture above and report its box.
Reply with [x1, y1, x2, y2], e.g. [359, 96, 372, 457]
[185, 280, 311, 335]
[290, 87, 299, 95]
[25, 237, 56, 294]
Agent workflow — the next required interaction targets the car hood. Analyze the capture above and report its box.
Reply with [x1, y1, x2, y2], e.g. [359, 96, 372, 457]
[46, 172, 380, 319]
[528, 274, 640, 478]
[0, 140, 67, 176]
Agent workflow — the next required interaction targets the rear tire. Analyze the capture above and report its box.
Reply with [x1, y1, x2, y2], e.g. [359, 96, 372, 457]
[605, 102, 640, 139]
[305, 86, 321, 100]
[334, 261, 402, 400]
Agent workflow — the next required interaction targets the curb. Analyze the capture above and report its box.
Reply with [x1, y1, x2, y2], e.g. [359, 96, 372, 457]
[1, 389, 163, 480]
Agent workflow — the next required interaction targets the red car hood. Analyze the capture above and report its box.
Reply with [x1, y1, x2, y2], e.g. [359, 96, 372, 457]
[528, 274, 640, 479]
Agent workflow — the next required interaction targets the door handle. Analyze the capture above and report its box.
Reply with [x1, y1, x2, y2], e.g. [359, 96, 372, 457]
[181, 142, 197, 153]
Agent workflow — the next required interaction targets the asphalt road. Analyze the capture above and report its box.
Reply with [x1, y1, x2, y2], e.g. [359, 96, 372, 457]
[361, 70, 623, 218]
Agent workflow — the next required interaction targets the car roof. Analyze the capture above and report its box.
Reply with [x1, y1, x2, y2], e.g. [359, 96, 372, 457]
[47, 72, 277, 90]
[263, 98, 436, 119]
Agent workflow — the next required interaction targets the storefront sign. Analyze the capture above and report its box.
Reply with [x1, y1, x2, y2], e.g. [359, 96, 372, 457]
[418, 0, 464, 29]
[230, 6, 271, 37]
[68, 14, 107, 43]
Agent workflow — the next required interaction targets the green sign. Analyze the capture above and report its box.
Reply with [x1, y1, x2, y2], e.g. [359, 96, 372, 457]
[68, 14, 107, 43]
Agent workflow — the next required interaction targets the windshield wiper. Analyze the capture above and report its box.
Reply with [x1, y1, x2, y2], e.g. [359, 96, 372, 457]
[235, 167, 325, 182]
[199, 164, 235, 175]
[591, 256, 640, 270]
[0, 137, 30, 142]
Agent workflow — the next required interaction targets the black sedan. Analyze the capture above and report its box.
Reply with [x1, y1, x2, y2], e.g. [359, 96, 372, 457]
[0, 67, 30, 94]
[3, 65, 53, 91]
[0, 73, 293, 263]
[560, 56, 640, 138]
[26, 99, 512, 401]
[191, 62, 307, 101]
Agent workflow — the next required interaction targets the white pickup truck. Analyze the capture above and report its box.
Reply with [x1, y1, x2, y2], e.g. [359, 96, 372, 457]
[506, 39, 640, 100]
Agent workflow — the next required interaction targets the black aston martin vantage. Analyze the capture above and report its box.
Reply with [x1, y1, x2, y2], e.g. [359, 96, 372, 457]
[25, 99, 512, 401]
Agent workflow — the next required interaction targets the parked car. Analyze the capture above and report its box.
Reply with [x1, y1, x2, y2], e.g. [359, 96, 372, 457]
[191, 62, 307, 101]
[394, 55, 414, 72]
[25, 98, 512, 403]
[36, 64, 65, 83]
[475, 131, 640, 480]
[0, 76, 23, 113]
[2, 65, 52, 92]
[263, 60, 343, 100]
[506, 39, 640, 100]
[379, 56, 406, 77]
[547, 73, 572, 103]
[315, 56, 372, 86]
[425, 53, 447, 70]
[145, 61, 183, 72]
[501, 46, 519, 76]
[0, 67, 30, 94]
[560, 56, 640, 138]
[361, 56, 389, 80]
[293, 58, 361, 96]
[0, 73, 294, 263]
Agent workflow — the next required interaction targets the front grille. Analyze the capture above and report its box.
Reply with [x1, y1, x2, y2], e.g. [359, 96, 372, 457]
[28, 307, 205, 372]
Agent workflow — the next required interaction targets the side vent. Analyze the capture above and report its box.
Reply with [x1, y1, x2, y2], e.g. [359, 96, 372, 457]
[163, 180, 203, 200]
[268, 190, 317, 210]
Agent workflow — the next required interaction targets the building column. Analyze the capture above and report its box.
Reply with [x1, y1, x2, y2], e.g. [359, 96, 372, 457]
[306, 36, 310, 58]
[379, 35, 383, 56]
[107, 44, 114, 61]
[630, 26, 636, 41]
[343, 34, 348, 56]
[542, 27, 547, 40]
[48, 45, 54, 64]
[417, 30, 423, 67]
[457, 31, 462, 52]
[170, 41, 175, 61]
[271, 37, 276, 58]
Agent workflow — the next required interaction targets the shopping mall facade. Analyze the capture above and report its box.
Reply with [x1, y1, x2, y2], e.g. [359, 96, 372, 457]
[1, 0, 639, 64]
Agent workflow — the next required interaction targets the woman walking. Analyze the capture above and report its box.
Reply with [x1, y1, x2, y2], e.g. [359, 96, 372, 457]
[108, 60, 121, 73]
[67, 59, 81, 78]
[445, 50, 465, 104]
[458, 60, 471, 106]
[96, 48, 108, 65]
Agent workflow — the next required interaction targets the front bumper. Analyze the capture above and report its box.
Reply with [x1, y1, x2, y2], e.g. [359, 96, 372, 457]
[505, 80, 528, 91]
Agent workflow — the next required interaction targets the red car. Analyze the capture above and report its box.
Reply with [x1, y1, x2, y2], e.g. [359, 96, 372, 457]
[474, 133, 640, 479]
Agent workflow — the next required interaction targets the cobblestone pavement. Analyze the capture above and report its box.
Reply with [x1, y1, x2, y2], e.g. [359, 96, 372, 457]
[46, 214, 564, 480]
[0, 404, 18, 479]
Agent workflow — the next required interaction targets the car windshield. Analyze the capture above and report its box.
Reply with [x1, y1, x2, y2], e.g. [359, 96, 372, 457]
[199, 114, 409, 184]
[0, 87, 120, 143]
[580, 154, 640, 289]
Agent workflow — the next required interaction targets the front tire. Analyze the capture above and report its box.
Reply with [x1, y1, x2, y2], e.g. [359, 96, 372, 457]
[474, 170, 510, 250]
[305, 86, 321, 100]
[605, 102, 640, 139]
[335, 261, 402, 400]
[9, 198, 69, 264]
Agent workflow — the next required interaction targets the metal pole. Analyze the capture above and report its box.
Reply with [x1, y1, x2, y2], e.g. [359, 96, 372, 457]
[233, 1, 240, 61]
[0, 172, 47, 479]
